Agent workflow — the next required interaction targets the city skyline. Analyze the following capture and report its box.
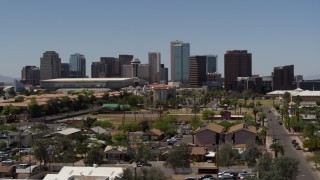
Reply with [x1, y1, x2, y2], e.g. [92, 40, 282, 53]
[0, 1, 319, 78]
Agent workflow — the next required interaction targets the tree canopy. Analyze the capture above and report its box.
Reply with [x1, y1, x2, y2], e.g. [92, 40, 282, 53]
[164, 143, 191, 169]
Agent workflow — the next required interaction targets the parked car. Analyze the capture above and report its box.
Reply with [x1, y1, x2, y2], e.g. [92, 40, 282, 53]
[136, 162, 152, 167]
[295, 145, 301, 150]
[184, 177, 197, 180]
[199, 174, 213, 180]
[291, 139, 296, 144]
[218, 175, 236, 180]
[203, 178, 217, 180]
[238, 173, 247, 179]
[278, 120, 282, 125]
[293, 142, 299, 148]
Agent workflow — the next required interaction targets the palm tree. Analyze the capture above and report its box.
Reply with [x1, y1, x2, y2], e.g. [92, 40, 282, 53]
[238, 102, 243, 114]
[253, 108, 259, 123]
[233, 99, 238, 114]
[259, 112, 267, 127]
[270, 143, 285, 158]
[260, 127, 268, 145]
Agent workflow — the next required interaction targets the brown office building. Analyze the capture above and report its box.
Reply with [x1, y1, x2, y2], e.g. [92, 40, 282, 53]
[272, 65, 294, 90]
[224, 50, 252, 91]
[189, 56, 207, 86]
[40, 51, 61, 80]
[21, 66, 40, 86]
[119, 55, 134, 77]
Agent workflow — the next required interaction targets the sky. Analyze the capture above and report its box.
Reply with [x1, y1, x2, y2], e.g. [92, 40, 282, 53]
[0, 0, 319, 79]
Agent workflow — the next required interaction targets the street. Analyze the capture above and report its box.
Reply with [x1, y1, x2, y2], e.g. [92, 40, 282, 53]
[264, 107, 319, 180]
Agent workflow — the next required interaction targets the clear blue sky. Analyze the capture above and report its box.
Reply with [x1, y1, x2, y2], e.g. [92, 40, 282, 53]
[0, 0, 319, 79]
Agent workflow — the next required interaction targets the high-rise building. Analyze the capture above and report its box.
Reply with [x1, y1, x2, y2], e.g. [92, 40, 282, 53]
[61, 63, 70, 78]
[122, 65, 132, 78]
[21, 66, 40, 86]
[272, 65, 294, 90]
[40, 51, 61, 80]
[206, 55, 218, 73]
[189, 56, 207, 87]
[148, 52, 161, 84]
[131, 58, 141, 78]
[91, 57, 119, 78]
[138, 64, 150, 82]
[91, 62, 101, 78]
[69, 53, 86, 78]
[170, 40, 190, 83]
[160, 64, 168, 84]
[224, 50, 252, 91]
[100, 57, 118, 77]
[119, 54, 133, 77]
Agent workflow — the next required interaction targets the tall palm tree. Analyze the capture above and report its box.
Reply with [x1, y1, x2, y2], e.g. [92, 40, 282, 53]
[253, 108, 259, 123]
[270, 143, 285, 158]
[238, 102, 243, 114]
[259, 112, 267, 127]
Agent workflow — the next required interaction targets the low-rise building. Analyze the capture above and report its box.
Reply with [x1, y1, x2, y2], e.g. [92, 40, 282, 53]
[143, 128, 165, 141]
[194, 123, 225, 146]
[43, 166, 123, 180]
[224, 123, 257, 145]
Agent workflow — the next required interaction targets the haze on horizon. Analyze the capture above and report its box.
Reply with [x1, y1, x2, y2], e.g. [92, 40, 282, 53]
[0, 0, 319, 79]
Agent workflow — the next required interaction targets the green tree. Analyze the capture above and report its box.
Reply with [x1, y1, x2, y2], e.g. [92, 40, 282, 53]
[303, 137, 320, 151]
[164, 143, 191, 169]
[83, 117, 96, 129]
[239, 102, 243, 114]
[272, 156, 299, 180]
[93, 120, 114, 129]
[253, 108, 259, 123]
[218, 143, 238, 168]
[14, 96, 25, 102]
[243, 143, 262, 167]
[32, 140, 50, 166]
[254, 153, 273, 179]
[202, 109, 215, 121]
[303, 123, 316, 138]
[270, 143, 285, 158]
[306, 152, 320, 170]
[120, 168, 134, 180]
[84, 148, 104, 166]
[119, 121, 139, 132]
[113, 133, 128, 143]
[133, 142, 153, 163]
[259, 112, 267, 127]
[1, 105, 21, 115]
[283, 92, 291, 104]
[152, 115, 177, 136]
[28, 99, 41, 118]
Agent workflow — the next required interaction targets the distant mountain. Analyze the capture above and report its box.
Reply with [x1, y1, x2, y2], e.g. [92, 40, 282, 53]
[0, 74, 18, 83]
[304, 74, 320, 81]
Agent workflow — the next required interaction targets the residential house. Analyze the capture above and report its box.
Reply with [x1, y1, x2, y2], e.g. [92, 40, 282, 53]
[224, 123, 257, 144]
[104, 146, 127, 162]
[55, 128, 81, 139]
[190, 146, 207, 162]
[194, 123, 225, 146]
[143, 128, 164, 141]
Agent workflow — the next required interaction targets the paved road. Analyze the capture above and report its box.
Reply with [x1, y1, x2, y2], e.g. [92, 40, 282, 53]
[263, 107, 319, 180]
